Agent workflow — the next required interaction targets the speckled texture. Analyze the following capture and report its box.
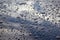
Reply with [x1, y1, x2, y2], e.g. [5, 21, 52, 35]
[0, 0, 60, 40]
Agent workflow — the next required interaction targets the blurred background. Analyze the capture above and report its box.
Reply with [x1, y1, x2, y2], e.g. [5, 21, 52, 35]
[0, 0, 60, 40]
